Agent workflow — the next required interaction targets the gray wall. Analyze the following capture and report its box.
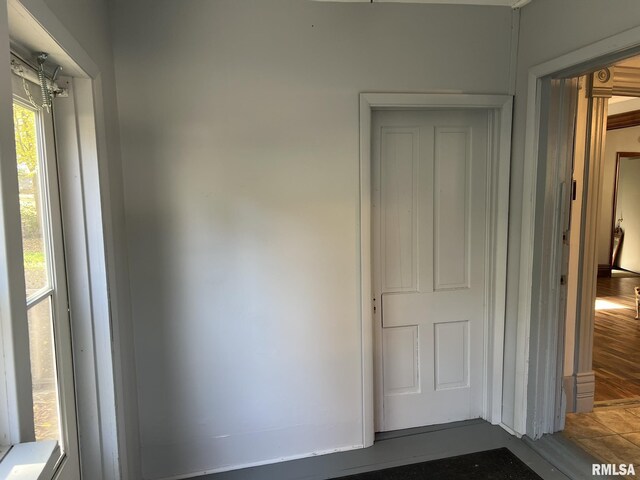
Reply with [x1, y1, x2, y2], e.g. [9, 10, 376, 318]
[39, 0, 140, 478]
[111, 1, 513, 478]
[110, 0, 640, 477]
[506, 0, 640, 429]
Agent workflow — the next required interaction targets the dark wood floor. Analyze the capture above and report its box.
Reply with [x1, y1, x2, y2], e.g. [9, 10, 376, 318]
[594, 273, 640, 402]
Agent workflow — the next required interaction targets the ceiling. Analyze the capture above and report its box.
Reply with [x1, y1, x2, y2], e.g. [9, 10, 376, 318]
[608, 96, 640, 116]
[7, 0, 87, 78]
[314, 0, 532, 8]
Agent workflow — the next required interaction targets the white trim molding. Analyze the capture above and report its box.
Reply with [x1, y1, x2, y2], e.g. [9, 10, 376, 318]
[0, 0, 34, 446]
[359, 93, 513, 444]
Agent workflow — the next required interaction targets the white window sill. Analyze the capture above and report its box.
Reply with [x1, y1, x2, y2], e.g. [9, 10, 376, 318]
[0, 441, 59, 480]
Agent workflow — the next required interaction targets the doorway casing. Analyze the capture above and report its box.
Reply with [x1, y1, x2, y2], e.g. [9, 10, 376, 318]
[359, 93, 513, 445]
[515, 25, 640, 439]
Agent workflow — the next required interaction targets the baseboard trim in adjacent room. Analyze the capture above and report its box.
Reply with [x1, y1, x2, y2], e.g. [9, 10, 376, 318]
[563, 376, 575, 413]
[597, 264, 612, 277]
[575, 372, 595, 413]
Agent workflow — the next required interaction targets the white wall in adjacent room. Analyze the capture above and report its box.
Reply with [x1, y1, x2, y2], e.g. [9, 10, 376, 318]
[598, 125, 640, 267]
[613, 153, 640, 272]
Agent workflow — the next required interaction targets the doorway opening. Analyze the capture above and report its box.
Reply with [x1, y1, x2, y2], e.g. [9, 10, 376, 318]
[553, 53, 640, 465]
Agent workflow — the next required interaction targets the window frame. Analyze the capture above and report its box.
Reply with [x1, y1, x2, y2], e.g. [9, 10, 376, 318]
[12, 72, 81, 475]
[0, 39, 34, 455]
[0, 0, 130, 478]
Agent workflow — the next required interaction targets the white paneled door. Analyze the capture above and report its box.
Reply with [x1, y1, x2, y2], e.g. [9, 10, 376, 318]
[372, 109, 488, 432]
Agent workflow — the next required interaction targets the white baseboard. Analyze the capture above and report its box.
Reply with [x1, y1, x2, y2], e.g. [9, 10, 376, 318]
[144, 421, 363, 480]
[575, 372, 595, 413]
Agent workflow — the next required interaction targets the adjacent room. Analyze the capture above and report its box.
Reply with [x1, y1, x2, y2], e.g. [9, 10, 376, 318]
[594, 89, 640, 404]
[561, 54, 640, 469]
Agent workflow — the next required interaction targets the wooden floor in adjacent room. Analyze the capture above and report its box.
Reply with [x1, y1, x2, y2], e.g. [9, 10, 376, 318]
[594, 271, 640, 402]
[563, 271, 640, 479]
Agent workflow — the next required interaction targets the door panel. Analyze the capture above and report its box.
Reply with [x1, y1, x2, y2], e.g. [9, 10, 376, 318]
[383, 326, 419, 395]
[380, 127, 418, 293]
[434, 127, 471, 290]
[372, 109, 488, 432]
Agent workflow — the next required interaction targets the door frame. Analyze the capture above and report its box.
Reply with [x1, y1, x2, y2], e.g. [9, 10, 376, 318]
[514, 26, 640, 439]
[359, 93, 513, 446]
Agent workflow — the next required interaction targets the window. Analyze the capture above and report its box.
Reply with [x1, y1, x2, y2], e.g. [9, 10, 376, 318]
[1, 6, 123, 477]
[2, 58, 81, 479]
[14, 97, 61, 443]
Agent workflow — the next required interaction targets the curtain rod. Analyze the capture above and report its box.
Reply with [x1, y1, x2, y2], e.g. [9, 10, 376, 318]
[10, 52, 66, 97]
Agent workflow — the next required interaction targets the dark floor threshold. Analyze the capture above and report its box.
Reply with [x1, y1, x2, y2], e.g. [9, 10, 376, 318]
[375, 419, 485, 442]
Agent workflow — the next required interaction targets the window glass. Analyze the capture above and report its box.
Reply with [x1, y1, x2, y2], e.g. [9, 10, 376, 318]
[13, 102, 49, 298]
[27, 297, 60, 441]
[13, 99, 60, 443]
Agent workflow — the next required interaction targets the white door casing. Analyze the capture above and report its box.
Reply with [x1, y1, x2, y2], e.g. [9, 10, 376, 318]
[359, 93, 512, 444]
[372, 109, 488, 431]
